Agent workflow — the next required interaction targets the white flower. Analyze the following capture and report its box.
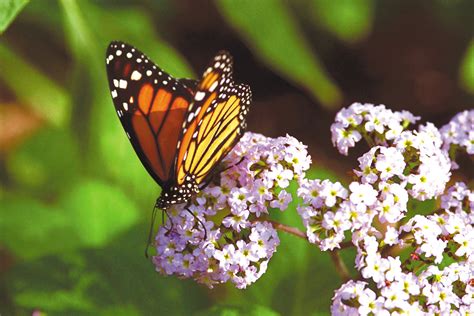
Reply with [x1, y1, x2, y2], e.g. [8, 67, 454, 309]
[381, 281, 409, 309]
[322, 211, 351, 232]
[358, 288, 388, 316]
[419, 237, 447, 264]
[361, 254, 389, 285]
[355, 147, 378, 184]
[453, 229, 474, 258]
[331, 122, 362, 155]
[399, 272, 421, 296]
[319, 180, 348, 207]
[383, 226, 399, 245]
[349, 182, 378, 211]
[214, 244, 237, 269]
[385, 256, 402, 282]
[374, 147, 405, 180]
[267, 163, 293, 188]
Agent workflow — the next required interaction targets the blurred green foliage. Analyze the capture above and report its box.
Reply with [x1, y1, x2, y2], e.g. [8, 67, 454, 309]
[0, 43, 71, 126]
[216, 0, 342, 109]
[310, 0, 374, 43]
[0, 0, 28, 33]
[460, 40, 474, 94]
[0, 0, 472, 315]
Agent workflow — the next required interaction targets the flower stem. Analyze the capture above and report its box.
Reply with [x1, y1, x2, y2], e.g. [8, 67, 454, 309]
[340, 240, 354, 249]
[360, 129, 376, 147]
[259, 219, 307, 239]
[329, 251, 351, 282]
[257, 219, 352, 282]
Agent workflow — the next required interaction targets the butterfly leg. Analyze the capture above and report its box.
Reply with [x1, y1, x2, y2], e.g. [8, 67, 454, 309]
[163, 208, 175, 236]
[184, 205, 207, 240]
[145, 205, 159, 258]
[221, 156, 245, 173]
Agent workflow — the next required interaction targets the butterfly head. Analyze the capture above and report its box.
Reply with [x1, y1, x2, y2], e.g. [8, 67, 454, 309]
[155, 176, 200, 209]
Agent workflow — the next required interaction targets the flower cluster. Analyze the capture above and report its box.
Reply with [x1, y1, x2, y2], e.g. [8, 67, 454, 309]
[327, 104, 474, 315]
[152, 102, 473, 314]
[331, 103, 419, 155]
[333, 103, 451, 200]
[153, 132, 311, 288]
[440, 109, 474, 169]
[332, 260, 474, 316]
[332, 182, 474, 315]
[299, 104, 451, 252]
[441, 182, 474, 222]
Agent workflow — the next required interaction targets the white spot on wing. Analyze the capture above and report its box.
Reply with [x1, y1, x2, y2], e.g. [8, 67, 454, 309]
[111, 90, 117, 98]
[209, 81, 218, 92]
[123, 102, 129, 110]
[119, 79, 128, 89]
[195, 91, 205, 101]
[116, 50, 122, 56]
[131, 70, 142, 81]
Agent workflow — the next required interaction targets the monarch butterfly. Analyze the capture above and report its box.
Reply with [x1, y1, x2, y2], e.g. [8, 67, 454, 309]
[105, 41, 251, 249]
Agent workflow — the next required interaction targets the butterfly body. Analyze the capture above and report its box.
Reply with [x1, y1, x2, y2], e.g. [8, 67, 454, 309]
[105, 41, 251, 209]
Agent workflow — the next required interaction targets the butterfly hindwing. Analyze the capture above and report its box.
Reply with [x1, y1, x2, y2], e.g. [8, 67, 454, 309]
[105, 41, 193, 187]
[175, 51, 251, 186]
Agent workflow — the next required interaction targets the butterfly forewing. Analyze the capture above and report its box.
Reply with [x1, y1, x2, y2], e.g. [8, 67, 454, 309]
[105, 41, 193, 187]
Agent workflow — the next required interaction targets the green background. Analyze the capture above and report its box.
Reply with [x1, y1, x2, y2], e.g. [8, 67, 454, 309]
[0, 0, 472, 315]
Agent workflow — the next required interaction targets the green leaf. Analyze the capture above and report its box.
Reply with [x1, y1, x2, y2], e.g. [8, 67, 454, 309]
[0, 43, 71, 126]
[4, 225, 211, 315]
[91, 96, 160, 204]
[406, 198, 436, 219]
[59, 179, 140, 248]
[6, 127, 80, 198]
[0, 179, 140, 259]
[5, 254, 98, 313]
[216, 0, 342, 108]
[98, 6, 194, 78]
[311, 0, 374, 43]
[460, 39, 474, 94]
[0, 195, 80, 260]
[306, 167, 342, 183]
[0, 0, 29, 33]
[58, 1, 192, 203]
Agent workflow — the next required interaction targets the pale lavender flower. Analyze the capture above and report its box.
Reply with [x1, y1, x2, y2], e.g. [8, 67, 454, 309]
[440, 109, 474, 158]
[153, 132, 308, 288]
[331, 103, 419, 155]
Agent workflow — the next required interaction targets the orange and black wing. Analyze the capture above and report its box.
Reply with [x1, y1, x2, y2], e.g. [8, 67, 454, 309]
[175, 51, 251, 186]
[105, 41, 194, 187]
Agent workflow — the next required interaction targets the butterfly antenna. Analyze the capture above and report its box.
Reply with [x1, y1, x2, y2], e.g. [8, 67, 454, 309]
[163, 209, 175, 236]
[145, 205, 159, 258]
[185, 207, 207, 240]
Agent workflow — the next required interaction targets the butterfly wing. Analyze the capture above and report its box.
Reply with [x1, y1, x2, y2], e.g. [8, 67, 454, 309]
[105, 41, 193, 187]
[175, 51, 251, 186]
